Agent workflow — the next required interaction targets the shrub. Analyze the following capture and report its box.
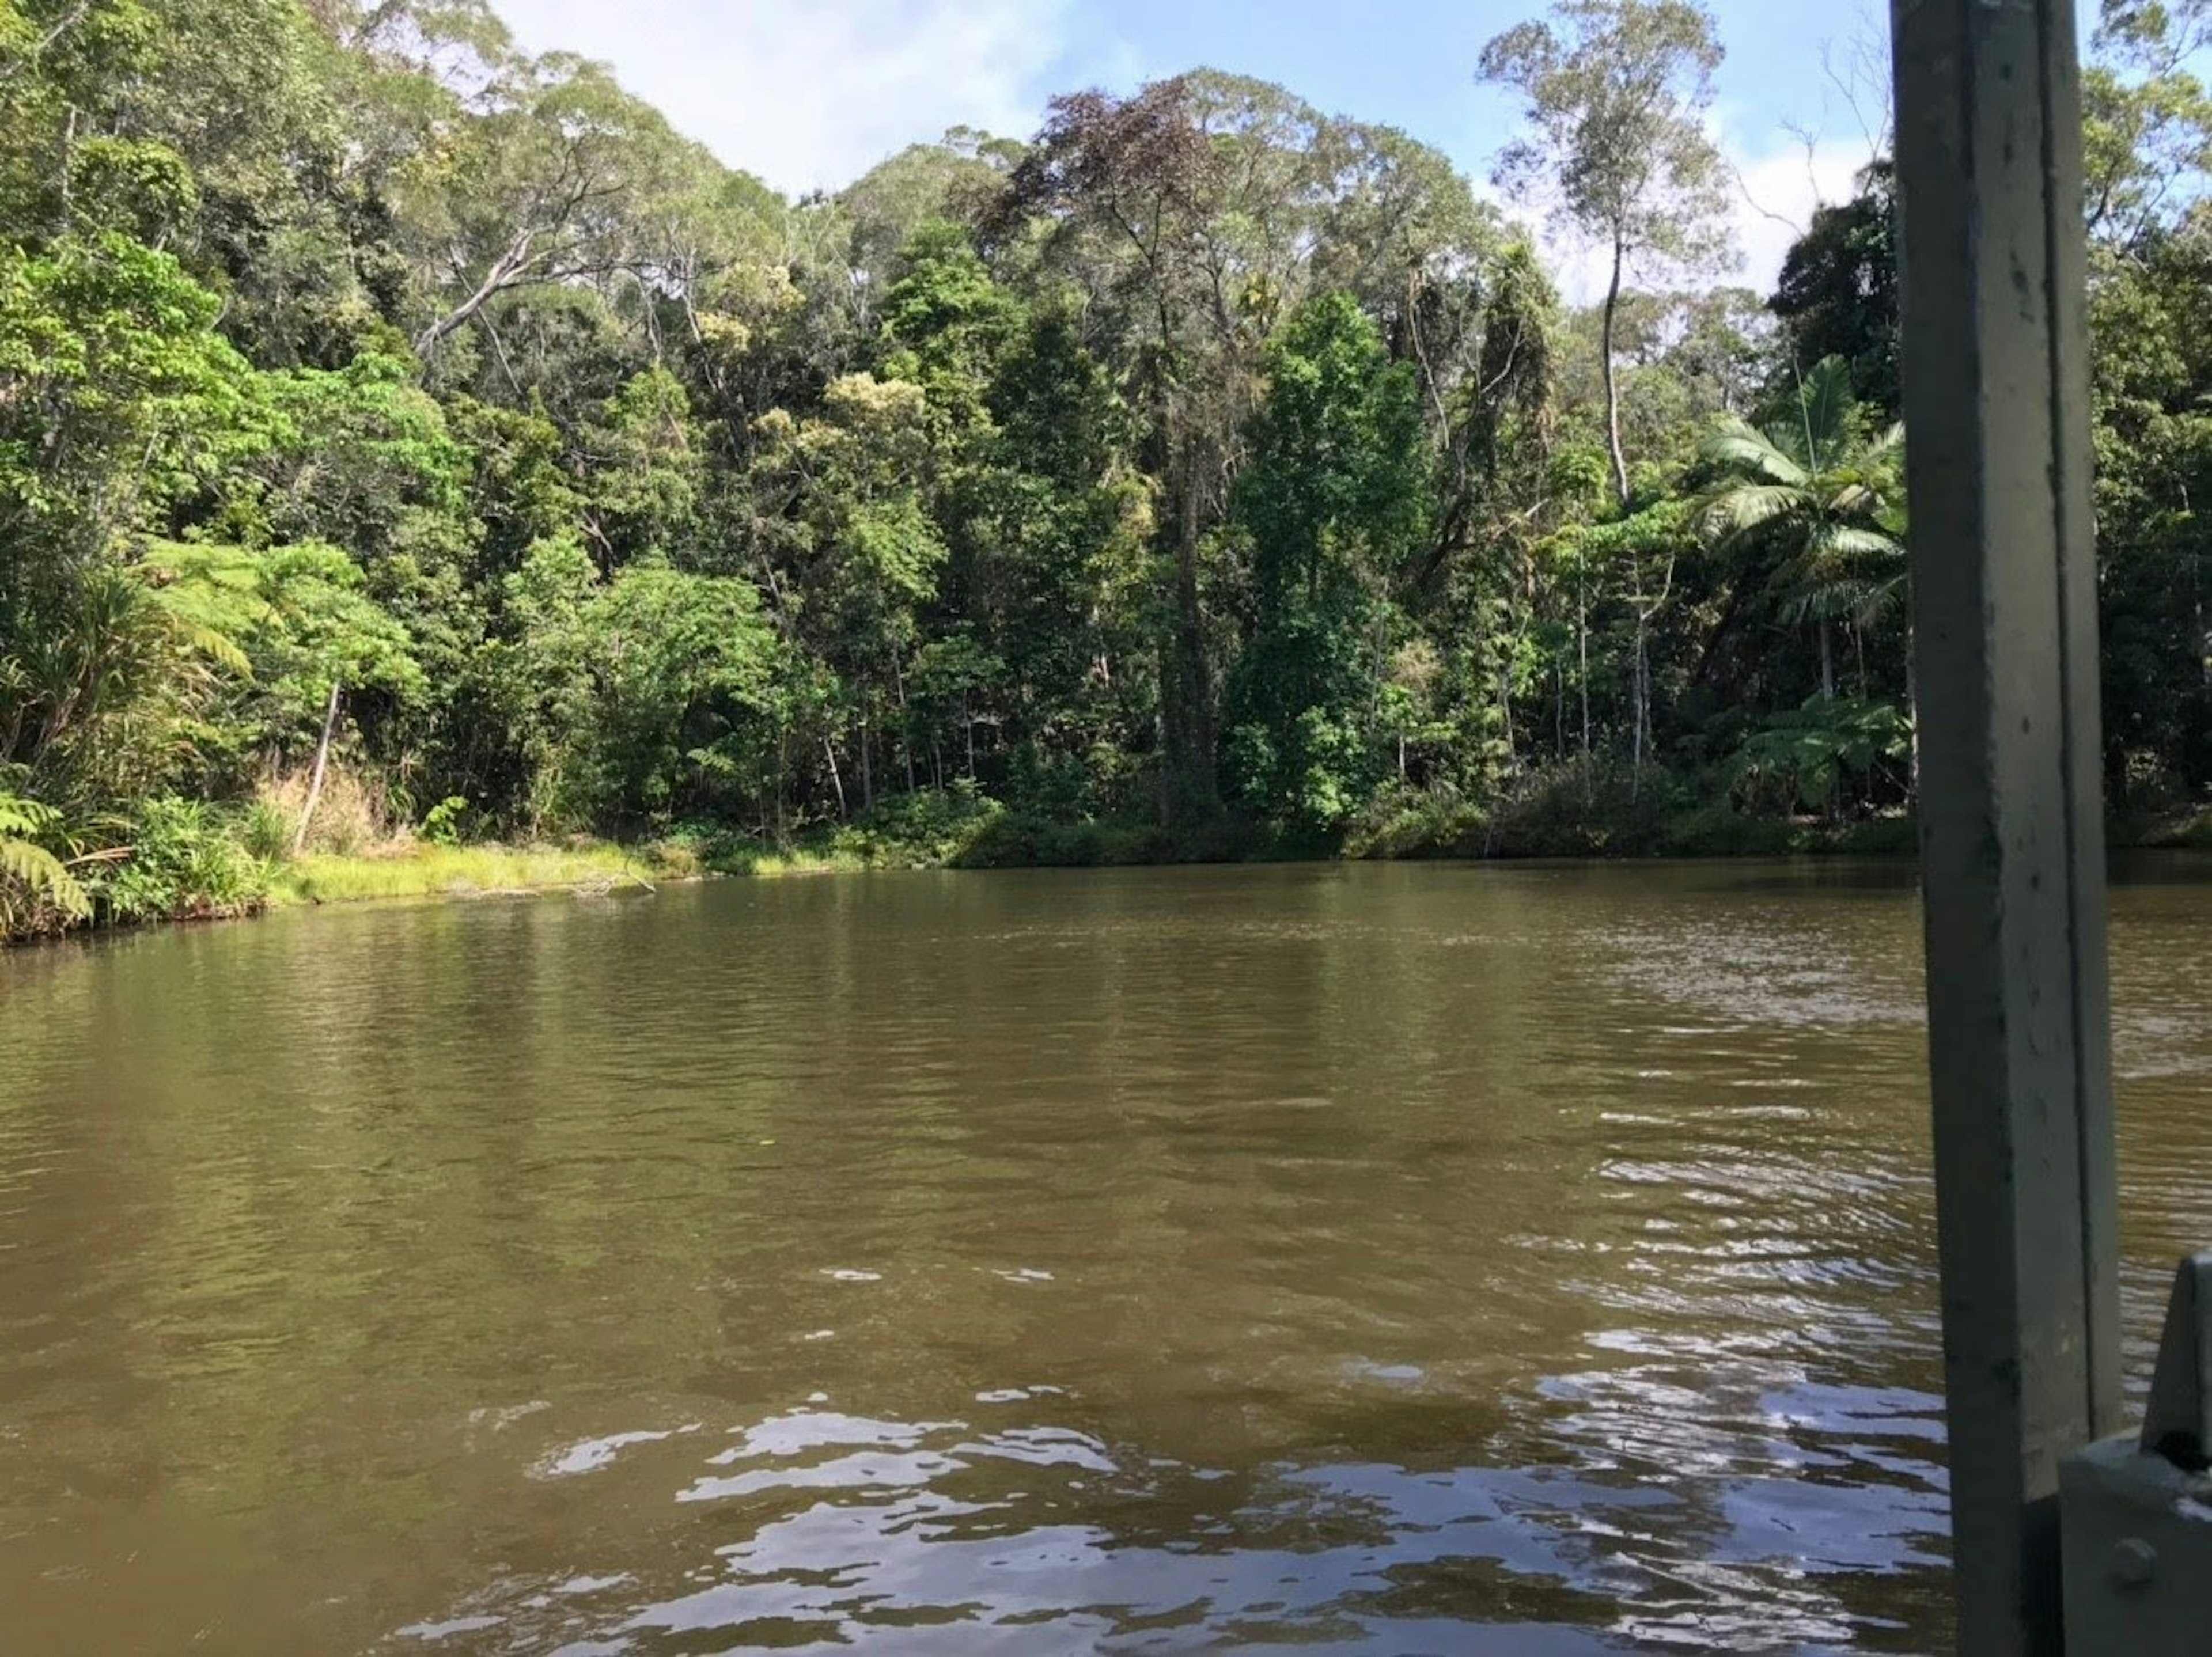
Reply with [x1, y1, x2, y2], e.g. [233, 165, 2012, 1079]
[256, 764, 392, 856]
[92, 798, 270, 924]
[1484, 756, 1677, 858]
[236, 797, 294, 862]
[1342, 785, 1488, 860]
[421, 795, 473, 846]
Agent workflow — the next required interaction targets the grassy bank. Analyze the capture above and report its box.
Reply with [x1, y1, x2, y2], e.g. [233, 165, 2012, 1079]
[262, 822, 943, 912]
[272, 843, 673, 906]
[199, 791, 2212, 916]
[14, 784, 2210, 948]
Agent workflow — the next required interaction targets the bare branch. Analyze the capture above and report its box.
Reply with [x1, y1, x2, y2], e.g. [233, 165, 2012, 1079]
[0, 0, 95, 86]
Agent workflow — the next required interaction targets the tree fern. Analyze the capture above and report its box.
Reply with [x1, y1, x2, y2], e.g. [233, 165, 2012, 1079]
[0, 793, 91, 927]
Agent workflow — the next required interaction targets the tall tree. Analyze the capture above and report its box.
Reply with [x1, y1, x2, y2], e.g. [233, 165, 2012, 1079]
[997, 71, 1344, 822]
[1768, 162, 1898, 418]
[1226, 292, 1430, 829]
[2084, 0, 2212, 248]
[1479, 0, 1733, 507]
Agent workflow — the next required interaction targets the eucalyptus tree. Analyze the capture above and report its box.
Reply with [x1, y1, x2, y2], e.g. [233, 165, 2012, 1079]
[396, 47, 715, 371]
[1479, 0, 1734, 508]
[2083, 0, 2212, 248]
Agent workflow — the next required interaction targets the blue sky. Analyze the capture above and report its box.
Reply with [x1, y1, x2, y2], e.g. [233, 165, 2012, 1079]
[496, 0, 1895, 297]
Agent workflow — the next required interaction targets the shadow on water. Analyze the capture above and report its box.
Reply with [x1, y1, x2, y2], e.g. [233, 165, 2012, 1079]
[2, 860, 2207, 1652]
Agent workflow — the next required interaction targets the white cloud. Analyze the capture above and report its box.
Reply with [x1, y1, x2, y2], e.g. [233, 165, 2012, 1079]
[492, 0, 1081, 194]
[1726, 129, 1877, 290]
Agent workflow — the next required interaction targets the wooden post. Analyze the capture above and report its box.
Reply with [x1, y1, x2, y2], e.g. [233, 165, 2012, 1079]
[1890, 1, 2123, 1651]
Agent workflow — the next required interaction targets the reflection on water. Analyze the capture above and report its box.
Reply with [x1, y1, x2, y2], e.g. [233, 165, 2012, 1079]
[2, 860, 2209, 1654]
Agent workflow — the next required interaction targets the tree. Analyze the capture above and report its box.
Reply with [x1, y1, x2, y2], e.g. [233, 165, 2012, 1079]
[998, 71, 1346, 823]
[2087, 214, 2212, 796]
[1696, 355, 1905, 704]
[1479, 0, 1734, 507]
[1226, 293, 1431, 829]
[0, 234, 265, 807]
[1769, 162, 1898, 418]
[2083, 0, 2212, 249]
[394, 48, 715, 366]
[492, 536, 782, 831]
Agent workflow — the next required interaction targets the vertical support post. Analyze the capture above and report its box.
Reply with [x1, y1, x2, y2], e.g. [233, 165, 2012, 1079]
[1890, 0, 2123, 1651]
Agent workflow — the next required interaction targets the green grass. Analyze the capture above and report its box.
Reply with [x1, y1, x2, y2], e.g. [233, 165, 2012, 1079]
[272, 843, 666, 906]
[234, 791, 2212, 921]
[267, 834, 893, 909]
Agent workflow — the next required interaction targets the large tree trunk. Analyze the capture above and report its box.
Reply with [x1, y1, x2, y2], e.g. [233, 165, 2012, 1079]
[292, 680, 342, 857]
[1600, 227, 1631, 511]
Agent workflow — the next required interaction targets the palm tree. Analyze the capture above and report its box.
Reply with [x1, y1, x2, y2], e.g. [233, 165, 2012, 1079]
[1696, 356, 1906, 702]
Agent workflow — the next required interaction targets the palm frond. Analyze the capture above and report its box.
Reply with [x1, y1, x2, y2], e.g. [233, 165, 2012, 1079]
[1810, 524, 1907, 563]
[1700, 419, 1812, 488]
[1798, 356, 1857, 464]
[0, 836, 90, 919]
[1699, 482, 1809, 545]
[0, 792, 90, 923]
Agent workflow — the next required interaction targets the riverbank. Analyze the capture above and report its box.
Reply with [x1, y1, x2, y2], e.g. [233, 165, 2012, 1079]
[274, 795, 2207, 913]
[9, 789, 2209, 947]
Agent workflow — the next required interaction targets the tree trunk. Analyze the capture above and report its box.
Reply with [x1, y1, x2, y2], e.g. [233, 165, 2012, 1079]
[1906, 624, 1922, 803]
[1629, 553, 1649, 786]
[1631, 614, 1649, 784]
[53, 106, 77, 238]
[1161, 437, 1219, 825]
[1600, 227, 1631, 511]
[1577, 571, 1592, 757]
[892, 650, 916, 793]
[859, 706, 874, 813]
[1820, 619, 1836, 700]
[1498, 655, 1515, 764]
[824, 737, 847, 820]
[415, 229, 537, 361]
[292, 680, 342, 858]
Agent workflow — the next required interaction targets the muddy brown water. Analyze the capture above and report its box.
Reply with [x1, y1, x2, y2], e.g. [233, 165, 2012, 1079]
[5, 859, 2210, 1654]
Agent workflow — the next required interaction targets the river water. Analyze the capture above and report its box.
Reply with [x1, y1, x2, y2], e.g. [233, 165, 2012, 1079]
[3, 860, 2210, 1655]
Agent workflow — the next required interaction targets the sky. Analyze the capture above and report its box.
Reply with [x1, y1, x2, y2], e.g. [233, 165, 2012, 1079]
[493, 0, 1897, 302]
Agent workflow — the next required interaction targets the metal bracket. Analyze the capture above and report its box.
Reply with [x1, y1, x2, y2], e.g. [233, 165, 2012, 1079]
[2061, 1253, 2212, 1652]
[2139, 1253, 2212, 1471]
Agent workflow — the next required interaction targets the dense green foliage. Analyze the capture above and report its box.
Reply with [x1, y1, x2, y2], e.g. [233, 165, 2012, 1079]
[2, 0, 2208, 938]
